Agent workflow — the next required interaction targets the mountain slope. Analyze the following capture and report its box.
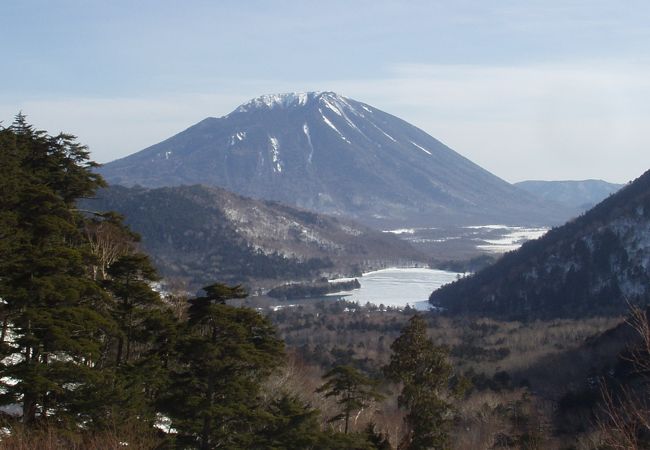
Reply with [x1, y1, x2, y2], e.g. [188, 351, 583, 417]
[83, 185, 424, 290]
[429, 169, 650, 319]
[99, 92, 569, 228]
[515, 179, 623, 214]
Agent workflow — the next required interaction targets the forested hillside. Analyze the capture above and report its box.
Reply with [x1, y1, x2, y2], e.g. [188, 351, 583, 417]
[515, 179, 622, 215]
[83, 184, 424, 290]
[430, 169, 650, 319]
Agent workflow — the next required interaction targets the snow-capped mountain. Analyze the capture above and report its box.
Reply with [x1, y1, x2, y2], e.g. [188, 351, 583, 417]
[100, 92, 569, 227]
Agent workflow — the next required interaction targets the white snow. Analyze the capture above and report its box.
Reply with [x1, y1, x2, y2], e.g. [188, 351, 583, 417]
[155, 413, 177, 434]
[361, 105, 372, 113]
[230, 131, 246, 145]
[368, 120, 397, 142]
[269, 136, 283, 173]
[271, 304, 298, 312]
[327, 267, 463, 310]
[384, 228, 417, 235]
[410, 141, 432, 156]
[322, 98, 343, 117]
[320, 110, 351, 143]
[164, 151, 172, 160]
[303, 123, 315, 164]
[476, 227, 548, 253]
[466, 224, 512, 230]
[324, 96, 369, 139]
[235, 92, 323, 112]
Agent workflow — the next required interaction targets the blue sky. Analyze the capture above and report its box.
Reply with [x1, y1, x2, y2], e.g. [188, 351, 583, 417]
[2, 0, 650, 183]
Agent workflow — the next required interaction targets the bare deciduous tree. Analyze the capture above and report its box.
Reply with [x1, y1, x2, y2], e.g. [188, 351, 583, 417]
[597, 304, 650, 449]
[84, 213, 137, 280]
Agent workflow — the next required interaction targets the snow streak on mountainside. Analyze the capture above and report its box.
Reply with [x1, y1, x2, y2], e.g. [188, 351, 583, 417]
[100, 92, 571, 228]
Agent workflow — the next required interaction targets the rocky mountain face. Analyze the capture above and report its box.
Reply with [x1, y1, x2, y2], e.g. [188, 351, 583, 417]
[99, 92, 569, 228]
[515, 179, 623, 215]
[429, 169, 650, 319]
[83, 185, 424, 290]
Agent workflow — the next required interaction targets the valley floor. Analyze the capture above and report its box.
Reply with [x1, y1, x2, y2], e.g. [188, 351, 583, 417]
[261, 300, 625, 449]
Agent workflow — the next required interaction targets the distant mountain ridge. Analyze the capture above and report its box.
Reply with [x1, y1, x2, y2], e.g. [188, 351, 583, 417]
[430, 169, 650, 319]
[83, 184, 424, 290]
[99, 91, 571, 228]
[515, 179, 623, 214]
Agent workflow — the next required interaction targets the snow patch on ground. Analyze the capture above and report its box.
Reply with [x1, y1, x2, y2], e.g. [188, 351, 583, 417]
[269, 136, 282, 173]
[410, 141, 432, 156]
[466, 224, 513, 230]
[320, 110, 351, 143]
[236, 92, 319, 112]
[303, 123, 314, 164]
[155, 413, 177, 434]
[323, 97, 365, 136]
[385, 228, 417, 235]
[368, 120, 397, 142]
[230, 131, 246, 145]
[476, 227, 548, 253]
[322, 98, 343, 117]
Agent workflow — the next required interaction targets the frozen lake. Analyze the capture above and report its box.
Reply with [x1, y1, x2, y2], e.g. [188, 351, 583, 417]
[328, 267, 463, 310]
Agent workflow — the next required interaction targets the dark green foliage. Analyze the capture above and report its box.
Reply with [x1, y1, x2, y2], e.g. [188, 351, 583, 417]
[316, 365, 384, 433]
[0, 115, 116, 425]
[433, 254, 497, 273]
[105, 254, 161, 365]
[0, 117, 178, 431]
[161, 284, 285, 449]
[268, 279, 361, 300]
[256, 395, 324, 449]
[384, 315, 452, 449]
[364, 423, 393, 450]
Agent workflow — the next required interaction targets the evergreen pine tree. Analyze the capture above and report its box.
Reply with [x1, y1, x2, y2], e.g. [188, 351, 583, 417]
[0, 116, 117, 425]
[161, 283, 285, 449]
[316, 365, 384, 434]
[384, 315, 452, 450]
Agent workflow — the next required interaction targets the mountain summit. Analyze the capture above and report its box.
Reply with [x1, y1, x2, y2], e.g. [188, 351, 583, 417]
[100, 91, 568, 227]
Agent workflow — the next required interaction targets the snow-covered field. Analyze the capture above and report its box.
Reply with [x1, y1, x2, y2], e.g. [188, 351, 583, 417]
[471, 225, 548, 253]
[385, 224, 549, 255]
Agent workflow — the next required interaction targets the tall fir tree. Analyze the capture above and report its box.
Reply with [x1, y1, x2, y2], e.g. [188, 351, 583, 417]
[161, 283, 285, 449]
[316, 365, 384, 434]
[384, 315, 452, 450]
[0, 115, 117, 425]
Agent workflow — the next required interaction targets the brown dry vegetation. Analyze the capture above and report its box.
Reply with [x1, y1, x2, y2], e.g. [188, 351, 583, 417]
[263, 299, 625, 449]
[0, 297, 627, 449]
[0, 422, 163, 449]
